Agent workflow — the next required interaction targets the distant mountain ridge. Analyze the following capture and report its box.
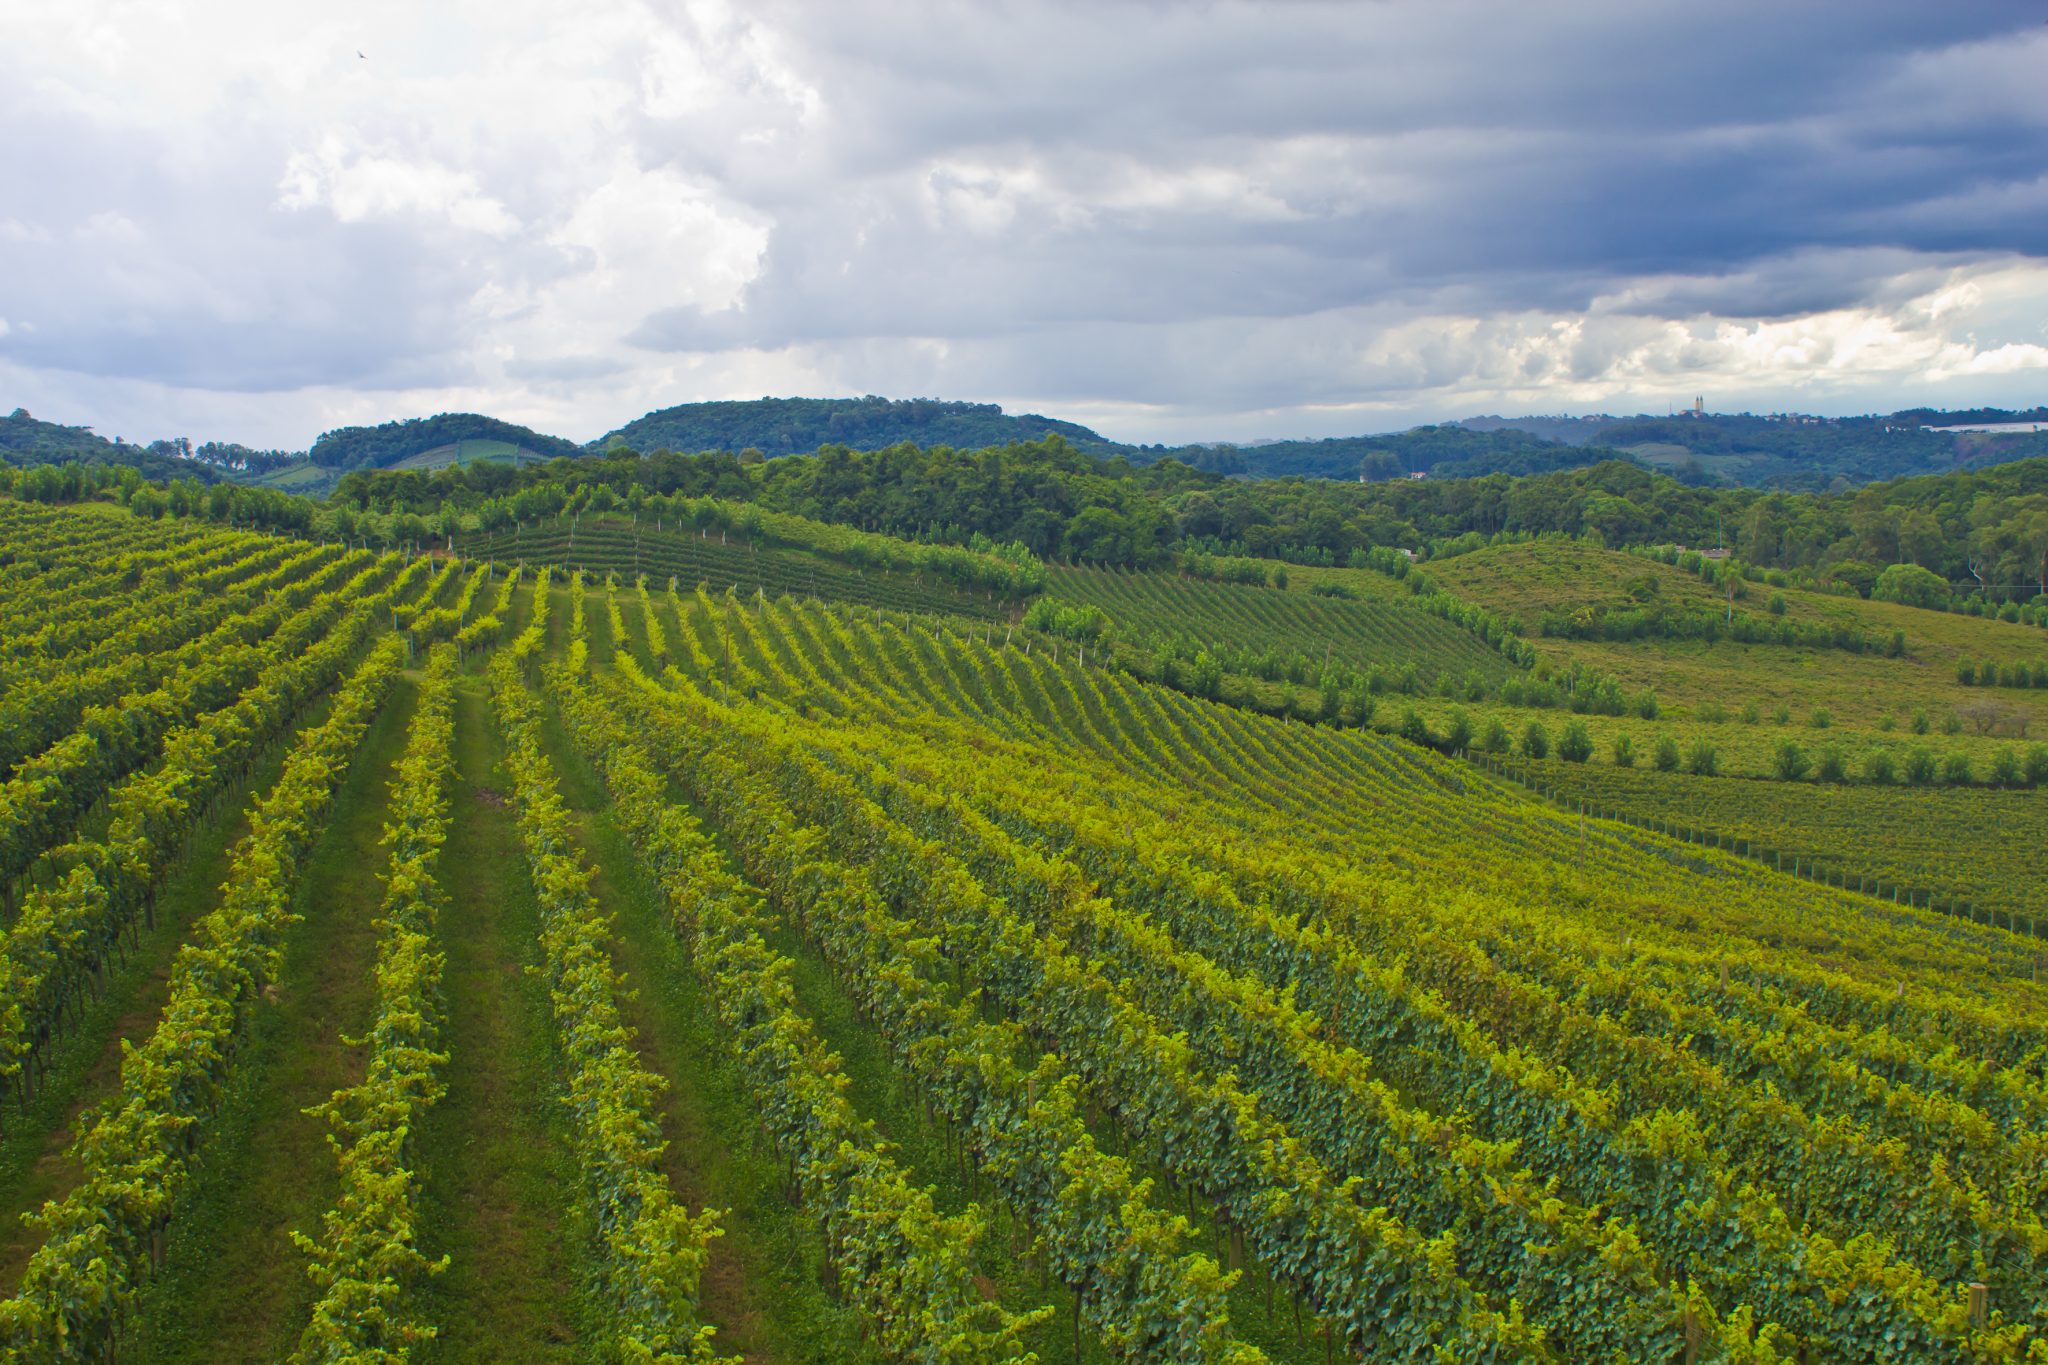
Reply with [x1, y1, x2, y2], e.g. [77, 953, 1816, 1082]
[1462, 409, 2048, 489]
[9, 395, 2048, 493]
[595, 395, 1119, 459]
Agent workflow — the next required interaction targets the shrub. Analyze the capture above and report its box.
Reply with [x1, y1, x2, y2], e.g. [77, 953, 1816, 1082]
[1521, 721, 1549, 759]
[1992, 748, 2023, 787]
[1653, 735, 1681, 771]
[1774, 741, 1810, 781]
[1698, 702, 1727, 724]
[1864, 750, 1896, 784]
[1957, 660, 1977, 686]
[1904, 748, 1938, 786]
[1345, 690, 1376, 726]
[1633, 690, 1659, 720]
[1870, 562, 1950, 609]
[1943, 752, 1973, 786]
[1773, 705, 1791, 725]
[1612, 734, 1636, 768]
[1398, 707, 1431, 746]
[1940, 710, 1964, 735]
[1685, 738, 1719, 776]
[2025, 744, 2048, 786]
[1808, 707, 1831, 729]
[1740, 701, 1760, 724]
[1885, 629, 1905, 657]
[1910, 708, 1931, 735]
[1815, 746, 1847, 783]
[1878, 714, 1895, 731]
[1478, 717, 1511, 754]
[1558, 720, 1593, 763]
[1443, 708, 1473, 753]
[1768, 592, 1787, 616]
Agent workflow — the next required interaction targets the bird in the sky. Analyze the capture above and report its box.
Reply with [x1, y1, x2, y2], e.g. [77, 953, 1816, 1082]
[357, 50, 366, 59]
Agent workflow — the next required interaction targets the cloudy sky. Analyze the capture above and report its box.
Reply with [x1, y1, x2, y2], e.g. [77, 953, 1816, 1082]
[3, 1, 2046, 450]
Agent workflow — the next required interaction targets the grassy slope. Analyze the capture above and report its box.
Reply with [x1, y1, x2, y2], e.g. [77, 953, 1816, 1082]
[1348, 540, 2048, 779]
[1430, 540, 2048, 724]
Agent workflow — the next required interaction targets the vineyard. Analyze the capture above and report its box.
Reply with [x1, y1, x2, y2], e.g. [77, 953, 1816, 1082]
[1044, 562, 1518, 688]
[457, 515, 1013, 620]
[1497, 757, 2048, 927]
[0, 497, 2044, 1363]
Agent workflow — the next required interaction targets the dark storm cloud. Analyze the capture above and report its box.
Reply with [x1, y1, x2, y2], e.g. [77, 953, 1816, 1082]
[1, 0, 2044, 445]
[626, 1, 2046, 355]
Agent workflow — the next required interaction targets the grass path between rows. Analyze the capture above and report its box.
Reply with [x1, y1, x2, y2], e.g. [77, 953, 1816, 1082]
[122, 677, 417, 1361]
[409, 671, 585, 1363]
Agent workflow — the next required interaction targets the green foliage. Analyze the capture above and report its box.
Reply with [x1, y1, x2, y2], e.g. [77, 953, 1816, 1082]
[1611, 734, 1635, 767]
[1520, 720, 1549, 759]
[1870, 562, 1950, 610]
[1774, 741, 1810, 782]
[1653, 734, 1682, 771]
[1815, 746, 1848, 783]
[1398, 706, 1432, 746]
[1557, 720, 1593, 763]
[1864, 749, 1896, 784]
[1685, 737, 1720, 776]
[1023, 598, 1110, 643]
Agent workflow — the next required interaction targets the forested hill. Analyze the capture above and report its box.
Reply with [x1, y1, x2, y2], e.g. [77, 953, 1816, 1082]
[1461, 409, 2048, 488]
[1141, 425, 1635, 481]
[0, 408, 222, 483]
[595, 395, 1120, 459]
[308, 413, 584, 470]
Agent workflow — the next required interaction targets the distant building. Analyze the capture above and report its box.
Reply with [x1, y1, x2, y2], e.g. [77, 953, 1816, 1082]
[1407, 471, 1427, 480]
[1701, 547, 1731, 561]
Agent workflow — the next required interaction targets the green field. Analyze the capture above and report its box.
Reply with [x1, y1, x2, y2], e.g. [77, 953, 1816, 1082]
[3, 493, 2045, 1362]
